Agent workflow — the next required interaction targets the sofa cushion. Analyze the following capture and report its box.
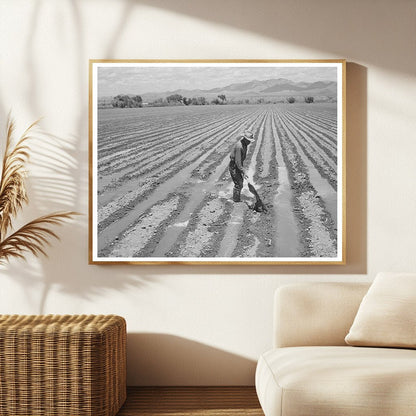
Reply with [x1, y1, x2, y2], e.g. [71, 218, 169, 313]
[274, 283, 370, 348]
[345, 272, 416, 348]
[256, 346, 416, 416]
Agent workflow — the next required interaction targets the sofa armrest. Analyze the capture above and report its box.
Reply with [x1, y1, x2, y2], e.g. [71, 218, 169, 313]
[274, 282, 370, 348]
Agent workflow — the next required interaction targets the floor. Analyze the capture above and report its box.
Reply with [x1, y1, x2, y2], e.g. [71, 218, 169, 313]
[117, 386, 264, 415]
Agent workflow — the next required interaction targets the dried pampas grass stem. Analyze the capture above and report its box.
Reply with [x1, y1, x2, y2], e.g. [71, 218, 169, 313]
[0, 115, 78, 264]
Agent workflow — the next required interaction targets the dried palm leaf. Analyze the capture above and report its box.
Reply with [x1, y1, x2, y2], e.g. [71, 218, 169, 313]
[0, 212, 78, 264]
[0, 116, 39, 239]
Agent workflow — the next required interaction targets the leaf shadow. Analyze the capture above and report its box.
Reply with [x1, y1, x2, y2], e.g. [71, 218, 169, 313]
[0, 0, 160, 314]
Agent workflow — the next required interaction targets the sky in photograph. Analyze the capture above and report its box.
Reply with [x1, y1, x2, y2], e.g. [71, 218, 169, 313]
[97, 64, 338, 97]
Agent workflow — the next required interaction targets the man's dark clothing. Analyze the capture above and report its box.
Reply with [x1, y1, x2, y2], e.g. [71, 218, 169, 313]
[229, 137, 250, 202]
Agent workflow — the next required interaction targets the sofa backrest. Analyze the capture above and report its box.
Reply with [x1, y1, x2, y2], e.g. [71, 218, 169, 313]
[274, 282, 370, 348]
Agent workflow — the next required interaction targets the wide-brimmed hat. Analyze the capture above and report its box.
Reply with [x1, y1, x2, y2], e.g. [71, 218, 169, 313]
[242, 130, 255, 142]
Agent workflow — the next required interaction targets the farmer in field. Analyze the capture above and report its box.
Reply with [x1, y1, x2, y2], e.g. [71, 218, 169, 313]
[229, 129, 255, 202]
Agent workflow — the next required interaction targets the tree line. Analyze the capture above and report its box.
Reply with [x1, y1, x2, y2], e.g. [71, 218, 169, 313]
[111, 95, 143, 108]
[110, 93, 317, 108]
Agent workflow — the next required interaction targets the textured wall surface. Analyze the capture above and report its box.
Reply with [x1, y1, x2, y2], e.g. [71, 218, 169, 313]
[0, 0, 415, 385]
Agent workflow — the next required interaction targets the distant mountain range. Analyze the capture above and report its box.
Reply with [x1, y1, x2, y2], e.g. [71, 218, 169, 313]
[140, 78, 337, 102]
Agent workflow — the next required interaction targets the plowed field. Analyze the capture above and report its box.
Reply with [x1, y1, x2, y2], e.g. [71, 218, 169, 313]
[95, 103, 340, 260]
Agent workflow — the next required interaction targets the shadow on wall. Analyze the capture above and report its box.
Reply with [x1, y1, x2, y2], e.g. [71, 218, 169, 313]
[0, 1, 152, 312]
[0, 125, 155, 313]
[127, 333, 257, 386]
[0, 0, 369, 298]
[136, 0, 413, 76]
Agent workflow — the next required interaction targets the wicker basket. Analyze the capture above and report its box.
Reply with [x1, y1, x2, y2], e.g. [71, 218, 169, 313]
[0, 314, 126, 416]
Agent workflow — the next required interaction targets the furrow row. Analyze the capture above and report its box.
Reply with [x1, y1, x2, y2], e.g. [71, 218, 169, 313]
[95, 103, 339, 259]
[280, 111, 337, 170]
[97, 108, 268, 253]
[97, 108, 262, 197]
[276, 111, 337, 190]
[98, 110, 246, 173]
[285, 111, 337, 152]
[272, 111, 337, 257]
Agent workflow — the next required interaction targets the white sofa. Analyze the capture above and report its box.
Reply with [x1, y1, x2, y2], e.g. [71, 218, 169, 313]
[255, 282, 416, 416]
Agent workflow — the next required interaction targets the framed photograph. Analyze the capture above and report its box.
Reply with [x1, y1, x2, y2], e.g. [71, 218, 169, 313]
[89, 59, 345, 264]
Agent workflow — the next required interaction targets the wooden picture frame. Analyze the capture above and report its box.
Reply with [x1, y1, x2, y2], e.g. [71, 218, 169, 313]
[89, 60, 346, 264]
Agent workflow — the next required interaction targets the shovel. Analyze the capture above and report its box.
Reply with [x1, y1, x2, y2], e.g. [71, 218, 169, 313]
[247, 181, 268, 213]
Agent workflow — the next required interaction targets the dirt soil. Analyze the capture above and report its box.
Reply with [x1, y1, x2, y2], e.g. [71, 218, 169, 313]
[96, 104, 339, 260]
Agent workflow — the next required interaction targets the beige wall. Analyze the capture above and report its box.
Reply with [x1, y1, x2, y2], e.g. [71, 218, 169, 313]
[0, 0, 415, 385]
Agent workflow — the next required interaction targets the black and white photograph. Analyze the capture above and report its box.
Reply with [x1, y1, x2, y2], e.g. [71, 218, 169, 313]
[89, 60, 345, 264]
